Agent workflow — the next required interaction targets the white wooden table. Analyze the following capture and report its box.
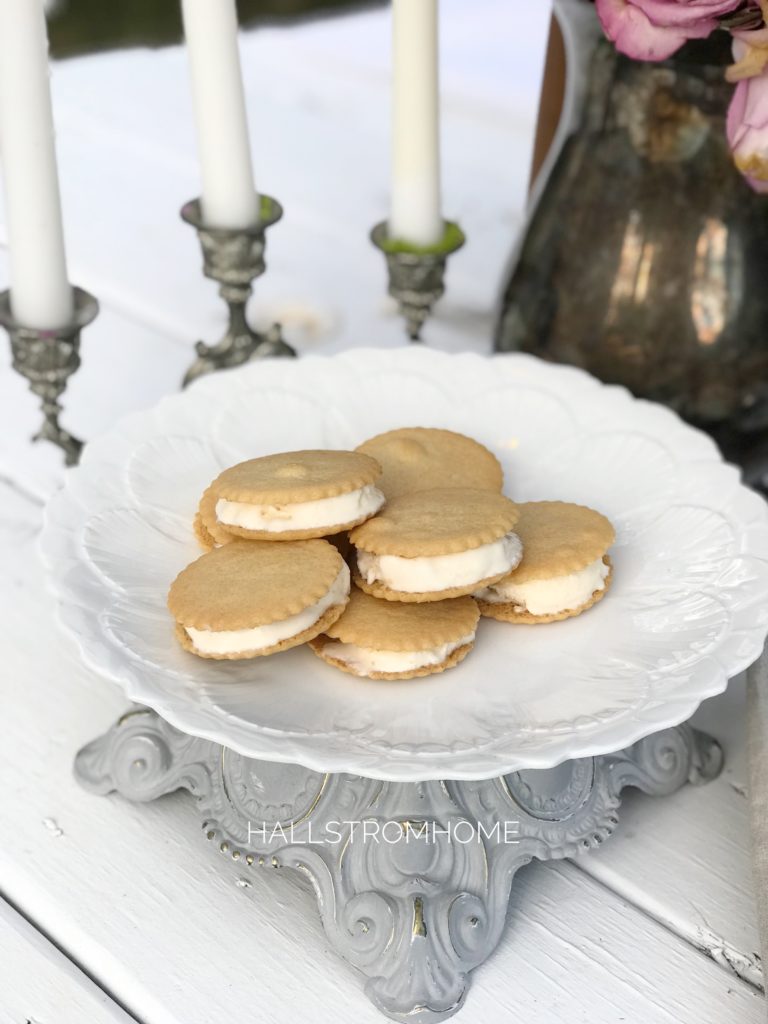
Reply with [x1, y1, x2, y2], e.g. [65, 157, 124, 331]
[0, 3, 764, 1021]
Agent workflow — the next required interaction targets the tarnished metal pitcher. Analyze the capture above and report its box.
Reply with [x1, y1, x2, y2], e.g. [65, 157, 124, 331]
[496, 28, 768, 427]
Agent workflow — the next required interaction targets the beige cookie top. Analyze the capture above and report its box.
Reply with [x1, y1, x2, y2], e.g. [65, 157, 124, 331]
[505, 501, 615, 583]
[324, 587, 479, 651]
[350, 488, 519, 556]
[211, 450, 381, 505]
[356, 427, 502, 500]
[168, 539, 344, 630]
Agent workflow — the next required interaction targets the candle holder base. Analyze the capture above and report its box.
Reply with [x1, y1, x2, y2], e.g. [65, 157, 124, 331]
[181, 197, 295, 388]
[370, 221, 465, 343]
[0, 287, 98, 466]
[183, 322, 295, 388]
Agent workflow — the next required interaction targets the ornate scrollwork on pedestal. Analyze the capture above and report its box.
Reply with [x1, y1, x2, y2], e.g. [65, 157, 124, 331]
[76, 710, 722, 1023]
[608, 724, 724, 795]
[74, 706, 212, 801]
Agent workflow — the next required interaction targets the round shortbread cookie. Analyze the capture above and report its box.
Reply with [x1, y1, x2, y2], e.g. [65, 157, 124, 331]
[310, 636, 474, 680]
[168, 538, 345, 631]
[502, 501, 615, 583]
[350, 488, 519, 557]
[199, 450, 383, 542]
[477, 558, 613, 624]
[215, 450, 380, 504]
[356, 427, 503, 500]
[322, 587, 479, 651]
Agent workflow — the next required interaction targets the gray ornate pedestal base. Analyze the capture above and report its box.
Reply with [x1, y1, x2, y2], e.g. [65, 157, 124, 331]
[75, 708, 722, 1022]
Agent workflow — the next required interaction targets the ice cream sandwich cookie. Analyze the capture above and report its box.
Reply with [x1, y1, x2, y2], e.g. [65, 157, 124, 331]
[168, 539, 350, 659]
[356, 427, 503, 501]
[199, 450, 385, 543]
[475, 501, 614, 623]
[310, 587, 479, 680]
[351, 487, 522, 602]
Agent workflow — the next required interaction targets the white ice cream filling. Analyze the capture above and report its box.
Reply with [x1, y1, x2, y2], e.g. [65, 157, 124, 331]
[215, 484, 384, 533]
[185, 563, 350, 655]
[476, 557, 609, 616]
[356, 532, 522, 594]
[322, 632, 476, 676]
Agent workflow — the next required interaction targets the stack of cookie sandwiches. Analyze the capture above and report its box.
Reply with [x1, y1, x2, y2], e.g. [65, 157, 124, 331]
[168, 428, 615, 680]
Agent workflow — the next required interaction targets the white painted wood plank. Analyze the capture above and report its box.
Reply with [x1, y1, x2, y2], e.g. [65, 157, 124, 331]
[0, 487, 762, 1023]
[0, 896, 137, 1024]
[574, 675, 764, 990]
[506, 862, 763, 1024]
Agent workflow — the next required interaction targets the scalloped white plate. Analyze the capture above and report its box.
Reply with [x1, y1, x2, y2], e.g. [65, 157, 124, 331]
[41, 348, 768, 780]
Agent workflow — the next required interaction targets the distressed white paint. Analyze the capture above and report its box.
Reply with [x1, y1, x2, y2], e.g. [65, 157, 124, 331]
[0, 896, 134, 1023]
[579, 676, 763, 989]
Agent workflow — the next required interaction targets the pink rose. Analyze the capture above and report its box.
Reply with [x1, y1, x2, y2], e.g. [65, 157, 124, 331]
[727, 63, 768, 191]
[596, 0, 745, 60]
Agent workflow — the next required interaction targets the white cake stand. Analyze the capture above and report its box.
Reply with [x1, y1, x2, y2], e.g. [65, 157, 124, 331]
[42, 349, 768, 1021]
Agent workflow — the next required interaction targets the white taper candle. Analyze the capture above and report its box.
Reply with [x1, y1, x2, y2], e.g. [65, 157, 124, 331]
[181, 0, 260, 229]
[389, 0, 443, 247]
[0, 0, 73, 329]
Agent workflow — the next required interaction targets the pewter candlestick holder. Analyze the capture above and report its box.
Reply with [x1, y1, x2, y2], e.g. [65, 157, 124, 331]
[370, 220, 465, 342]
[0, 286, 98, 466]
[181, 196, 295, 387]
